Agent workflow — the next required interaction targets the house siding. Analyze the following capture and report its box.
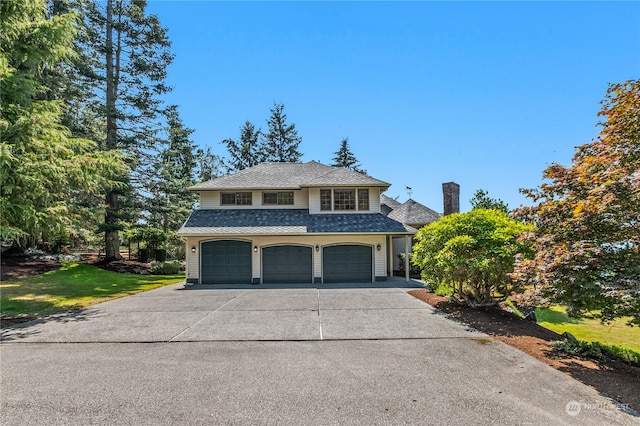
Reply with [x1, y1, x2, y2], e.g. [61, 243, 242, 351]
[186, 234, 387, 284]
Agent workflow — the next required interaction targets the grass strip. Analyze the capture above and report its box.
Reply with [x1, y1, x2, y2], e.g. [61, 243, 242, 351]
[536, 306, 640, 353]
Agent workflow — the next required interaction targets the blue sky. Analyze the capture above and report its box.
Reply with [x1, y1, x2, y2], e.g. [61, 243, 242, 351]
[146, 1, 640, 212]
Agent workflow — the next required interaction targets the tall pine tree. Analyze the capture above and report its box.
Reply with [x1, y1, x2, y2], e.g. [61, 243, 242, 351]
[260, 103, 302, 163]
[0, 0, 124, 247]
[82, 0, 174, 260]
[331, 138, 366, 174]
[145, 106, 197, 233]
[222, 121, 263, 171]
[195, 146, 225, 183]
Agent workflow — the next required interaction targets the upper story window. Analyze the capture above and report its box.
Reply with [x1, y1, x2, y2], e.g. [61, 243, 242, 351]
[221, 192, 252, 205]
[320, 188, 370, 211]
[263, 191, 294, 205]
[334, 189, 356, 211]
[320, 189, 332, 211]
[358, 189, 369, 211]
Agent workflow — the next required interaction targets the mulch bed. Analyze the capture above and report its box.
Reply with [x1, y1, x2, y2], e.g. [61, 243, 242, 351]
[1, 256, 61, 282]
[83, 253, 151, 275]
[408, 289, 640, 413]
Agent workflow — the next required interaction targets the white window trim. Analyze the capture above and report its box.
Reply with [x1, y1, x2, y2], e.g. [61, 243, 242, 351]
[262, 191, 295, 206]
[320, 188, 369, 212]
[221, 191, 253, 206]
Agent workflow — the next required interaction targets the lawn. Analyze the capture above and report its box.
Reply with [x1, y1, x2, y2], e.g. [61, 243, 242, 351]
[0, 262, 184, 319]
[536, 306, 640, 353]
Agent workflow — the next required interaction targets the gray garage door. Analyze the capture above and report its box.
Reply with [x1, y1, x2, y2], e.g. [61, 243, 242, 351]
[201, 240, 252, 284]
[262, 245, 313, 284]
[323, 245, 373, 283]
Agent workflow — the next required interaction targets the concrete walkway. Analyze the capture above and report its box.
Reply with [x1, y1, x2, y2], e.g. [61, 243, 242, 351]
[1, 280, 637, 425]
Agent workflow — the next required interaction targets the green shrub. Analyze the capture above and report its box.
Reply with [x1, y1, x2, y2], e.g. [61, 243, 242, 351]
[552, 339, 640, 367]
[433, 282, 453, 297]
[397, 253, 421, 275]
[166, 232, 186, 260]
[413, 209, 533, 307]
[150, 260, 182, 275]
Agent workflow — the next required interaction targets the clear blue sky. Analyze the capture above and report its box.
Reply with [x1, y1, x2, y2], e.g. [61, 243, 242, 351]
[146, 1, 640, 212]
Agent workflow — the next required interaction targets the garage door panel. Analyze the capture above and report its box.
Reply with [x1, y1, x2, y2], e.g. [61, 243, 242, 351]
[263, 245, 312, 284]
[201, 240, 251, 284]
[323, 245, 372, 283]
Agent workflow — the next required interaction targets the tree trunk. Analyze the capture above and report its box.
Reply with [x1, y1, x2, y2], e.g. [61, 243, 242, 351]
[103, 0, 121, 261]
[104, 191, 122, 261]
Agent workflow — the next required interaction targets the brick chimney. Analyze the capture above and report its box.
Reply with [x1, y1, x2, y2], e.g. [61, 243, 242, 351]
[442, 182, 460, 215]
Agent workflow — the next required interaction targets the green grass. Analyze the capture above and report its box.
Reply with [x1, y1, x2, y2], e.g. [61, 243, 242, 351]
[504, 299, 525, 318]
[1, 262, 184, 319]
[536, 306, 640, 353]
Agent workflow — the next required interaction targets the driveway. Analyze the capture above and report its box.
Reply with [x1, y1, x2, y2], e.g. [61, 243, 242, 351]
[1, 279, 481, 343]
[1, 280, 637, 425]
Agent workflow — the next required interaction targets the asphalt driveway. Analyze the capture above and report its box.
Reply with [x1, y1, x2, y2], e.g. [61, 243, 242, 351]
[1, 280, 637, 425]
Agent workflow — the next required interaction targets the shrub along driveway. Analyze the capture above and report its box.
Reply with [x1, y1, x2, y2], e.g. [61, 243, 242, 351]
[0, 280, 636, 425]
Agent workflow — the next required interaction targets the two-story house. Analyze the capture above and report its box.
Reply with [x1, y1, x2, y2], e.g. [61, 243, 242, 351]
[178, 161, 416, 285]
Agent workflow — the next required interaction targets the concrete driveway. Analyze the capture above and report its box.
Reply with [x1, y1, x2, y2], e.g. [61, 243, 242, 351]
[1, 280, 637, 425]
[1, 279, 480, 343]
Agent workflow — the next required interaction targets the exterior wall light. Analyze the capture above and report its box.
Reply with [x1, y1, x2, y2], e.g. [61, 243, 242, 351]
[191, 246, 196, 254]
[376, 243, 382, 251]
[254, 245, 258, 252]
[315, 245, 320, 252]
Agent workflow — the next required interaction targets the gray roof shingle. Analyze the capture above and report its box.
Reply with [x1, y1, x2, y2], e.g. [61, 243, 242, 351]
[178, 209, 415, 235]
[387, 199, 441, 227]
[190, 161, 389, 190]
[380, 194, 402, 215]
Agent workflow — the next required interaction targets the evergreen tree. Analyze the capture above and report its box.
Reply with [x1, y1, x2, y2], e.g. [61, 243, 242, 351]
[469, 189, 509, 213]
[82, 0, 175, 260]
[195, 146, 225, 183]
[0, 0, 124, 246]
[44, 0, 104, 144]
[145, 106, 197, 233]
[222, 121, 263, 171]
[331, 138, 366, 174]
[260, 103, 303, 163]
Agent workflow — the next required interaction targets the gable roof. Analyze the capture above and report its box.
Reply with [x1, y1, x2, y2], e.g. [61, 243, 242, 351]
[190, 161, 389, 191]
[178, 209, 416, 236]
[387, 199, 441, 227]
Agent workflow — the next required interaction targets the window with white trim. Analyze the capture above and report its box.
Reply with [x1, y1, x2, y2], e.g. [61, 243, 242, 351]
[263, 191, 294, 205]
[358, 189, 369, 211]
[320, 189, 332, 211]
[221, 192, 252, 205]
[334, 189, 356, 211]
[320, 188, 371, 211]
